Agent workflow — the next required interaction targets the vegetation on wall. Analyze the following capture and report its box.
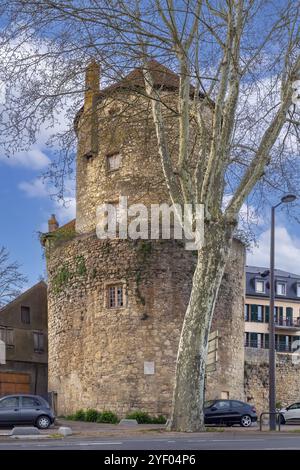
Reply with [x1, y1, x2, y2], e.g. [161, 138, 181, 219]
[51, 255, 87, 293]
[52, 264, 71, 294]
[76, 255, 87, 276]
[41, 222, 76, 250]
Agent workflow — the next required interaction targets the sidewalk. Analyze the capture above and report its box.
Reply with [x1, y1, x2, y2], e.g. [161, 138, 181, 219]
[1, 419, 300, 441]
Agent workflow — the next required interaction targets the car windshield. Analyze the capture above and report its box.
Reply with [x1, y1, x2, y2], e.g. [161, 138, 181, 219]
[204, 400, 215, 408]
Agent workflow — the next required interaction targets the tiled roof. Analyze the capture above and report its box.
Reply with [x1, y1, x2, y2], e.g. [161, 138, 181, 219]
[54, 218, 76, 234]
[0, 281, 47, 313]
[245, 265, 300, 300]
[98, 60, 198, 96]
[74, 60, 205, 131]
[246, 265, 300, 279]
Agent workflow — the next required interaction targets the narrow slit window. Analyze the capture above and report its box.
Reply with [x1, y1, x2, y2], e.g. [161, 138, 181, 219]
[107, 153, 121, 171]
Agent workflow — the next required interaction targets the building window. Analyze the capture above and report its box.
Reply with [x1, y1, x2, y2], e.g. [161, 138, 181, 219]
[0, 327, 14, 348]
[255, 279, 265, 293]
[276, 282, 286, 296]
[276, 334, 291, 353]
[33, 332, 44, 353]
[275, 306, 284, 325]
[297, 283, 300, 297]
[21, 306, 30, 324]
[257, 305, 263, 322]
[286, 307, 293, 326]
[244, 304, 249, 321]
[264, 306, 269, 323]
[264, 333, 269, 349]
[107, 153, 121, 171]
[245, 332, 266, 349]
[107, 285, 124, 308]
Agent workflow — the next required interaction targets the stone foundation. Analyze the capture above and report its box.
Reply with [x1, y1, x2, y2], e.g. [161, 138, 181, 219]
[245, 348, 300, 415]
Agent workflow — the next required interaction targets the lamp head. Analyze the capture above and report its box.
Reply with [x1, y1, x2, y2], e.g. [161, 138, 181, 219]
[281, 194, 297, 204]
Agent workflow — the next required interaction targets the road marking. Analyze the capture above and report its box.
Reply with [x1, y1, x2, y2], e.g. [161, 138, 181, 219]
[210, 439, 265, 442]
[187, 440, 208, 443]
[76, 442, 123, 446]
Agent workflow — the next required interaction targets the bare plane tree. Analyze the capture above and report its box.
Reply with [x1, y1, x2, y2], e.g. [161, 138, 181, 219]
[0, 247, 27, 308]
[0, 0, 299, 431]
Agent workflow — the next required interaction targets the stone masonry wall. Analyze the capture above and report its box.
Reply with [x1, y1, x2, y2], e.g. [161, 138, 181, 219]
[245, 348, 300, 415]
[206, 239, 245, 401]
[76, 90, 210, 234]
[46, 235, 245, 417]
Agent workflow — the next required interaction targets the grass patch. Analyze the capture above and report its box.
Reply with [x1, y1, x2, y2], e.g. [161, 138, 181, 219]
[205, 427, 225, 432]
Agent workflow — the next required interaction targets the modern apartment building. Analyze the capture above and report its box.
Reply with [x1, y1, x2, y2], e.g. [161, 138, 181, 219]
[245, 266, 300, 353]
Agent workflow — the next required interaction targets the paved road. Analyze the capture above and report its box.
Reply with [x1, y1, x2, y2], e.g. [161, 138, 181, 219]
[1, 434, 300, 450]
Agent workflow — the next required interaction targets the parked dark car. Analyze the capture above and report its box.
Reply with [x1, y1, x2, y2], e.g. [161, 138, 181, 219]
[0, 394, 55, 429]
[204, 399, 257, 427]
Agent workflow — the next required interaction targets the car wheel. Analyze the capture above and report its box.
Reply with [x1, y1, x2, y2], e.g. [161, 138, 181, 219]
[280, 414, 286, 425]
[36, 415, 51, 429]
[240, 415, 252, 427]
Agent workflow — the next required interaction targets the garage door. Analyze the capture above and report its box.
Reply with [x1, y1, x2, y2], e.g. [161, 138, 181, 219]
[0, 372, 30, 396]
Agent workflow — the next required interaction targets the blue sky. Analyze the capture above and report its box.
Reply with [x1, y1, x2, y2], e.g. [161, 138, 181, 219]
[0, 155, 75, 288]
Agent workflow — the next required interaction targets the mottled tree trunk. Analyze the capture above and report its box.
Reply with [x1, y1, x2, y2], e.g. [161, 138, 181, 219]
[168, 223, 234, 432]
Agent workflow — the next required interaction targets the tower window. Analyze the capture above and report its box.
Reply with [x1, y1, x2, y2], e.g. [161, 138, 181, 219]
[107, 284, 124, 308]
[107, 153, 121, 171]
[21, 306, 30, 324]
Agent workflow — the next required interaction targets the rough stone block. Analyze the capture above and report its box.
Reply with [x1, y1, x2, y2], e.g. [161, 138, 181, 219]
[58, 426, 73, 436]
[10, 427, 40, 436]
[119, 419, 138, 426]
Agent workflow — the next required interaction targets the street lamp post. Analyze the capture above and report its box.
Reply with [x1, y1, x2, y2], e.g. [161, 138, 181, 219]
[269, 194, 296, 431]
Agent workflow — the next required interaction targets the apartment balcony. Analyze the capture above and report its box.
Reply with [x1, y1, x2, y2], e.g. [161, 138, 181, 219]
[274, 319, 300, 332]
[244, 340, 295, 353]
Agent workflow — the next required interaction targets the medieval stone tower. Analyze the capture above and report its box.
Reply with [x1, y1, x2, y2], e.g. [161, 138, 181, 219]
[44, 61, 245, 416]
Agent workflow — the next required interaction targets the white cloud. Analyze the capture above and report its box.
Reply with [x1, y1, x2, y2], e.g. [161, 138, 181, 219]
[19, 176, 76, 225]
[247, 226, 300, 274]
[0, 147, 50, 170]
[18, 178, 49, 198]
[55, 197, 76, 222]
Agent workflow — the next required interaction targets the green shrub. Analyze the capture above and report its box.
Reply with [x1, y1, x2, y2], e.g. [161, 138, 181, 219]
[97, 410, 119, 424]
[125, 411, 167, 424]
[73, 409, 86, 421]
[85, 409, 99, 422]
[65, 415, 75, 421]
[126, 411, 152, 424]
[151, 415, 167, 424]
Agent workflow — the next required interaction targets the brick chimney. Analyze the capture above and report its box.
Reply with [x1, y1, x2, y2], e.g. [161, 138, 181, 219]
[84, 59, 100, 111]
[81, 60, 100, 159]
[48, 214, 59, 233]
